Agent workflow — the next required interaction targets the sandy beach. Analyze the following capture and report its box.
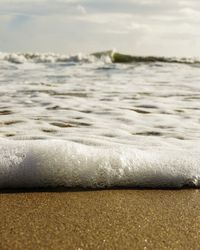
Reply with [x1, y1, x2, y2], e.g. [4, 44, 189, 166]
[1, 189, 200, 250]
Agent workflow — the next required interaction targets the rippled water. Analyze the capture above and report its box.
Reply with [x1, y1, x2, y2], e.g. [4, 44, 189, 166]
[1, 53, 200, 143]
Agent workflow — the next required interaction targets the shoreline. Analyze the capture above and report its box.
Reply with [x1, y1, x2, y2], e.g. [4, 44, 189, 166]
[1, 189, 200, 249]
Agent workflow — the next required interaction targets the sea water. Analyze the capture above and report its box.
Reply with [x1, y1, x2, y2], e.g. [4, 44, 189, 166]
[0, 51, 200, 188]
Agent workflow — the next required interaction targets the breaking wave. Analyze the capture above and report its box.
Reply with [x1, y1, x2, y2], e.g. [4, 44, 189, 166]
[0, 50, 199, 65]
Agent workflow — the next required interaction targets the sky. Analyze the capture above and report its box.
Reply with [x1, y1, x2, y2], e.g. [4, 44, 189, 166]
[0, 0, 200, 57]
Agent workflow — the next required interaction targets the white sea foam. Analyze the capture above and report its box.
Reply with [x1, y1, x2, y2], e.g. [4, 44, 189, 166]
[0, 51, 200, 189]
[0, 52, 97, 64]
[0, 139, 200, 189]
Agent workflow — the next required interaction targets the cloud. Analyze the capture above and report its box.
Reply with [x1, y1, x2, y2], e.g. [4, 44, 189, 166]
[77, 4, 87, 14]
[179, 7, 200, 20]
[0, 0, 199, 56]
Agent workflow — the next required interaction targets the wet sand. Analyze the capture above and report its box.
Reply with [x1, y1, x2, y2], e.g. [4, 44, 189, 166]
[1, 189, 200, 250]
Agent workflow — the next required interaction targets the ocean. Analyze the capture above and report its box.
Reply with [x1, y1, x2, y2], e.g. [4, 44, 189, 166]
[0, 51, 200, 189]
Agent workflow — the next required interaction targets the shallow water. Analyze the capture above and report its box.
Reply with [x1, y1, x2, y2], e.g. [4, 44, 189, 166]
[0, 52, 200, 188]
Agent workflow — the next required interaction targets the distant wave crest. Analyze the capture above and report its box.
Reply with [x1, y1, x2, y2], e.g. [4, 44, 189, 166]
[0, 50, 199, 65]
